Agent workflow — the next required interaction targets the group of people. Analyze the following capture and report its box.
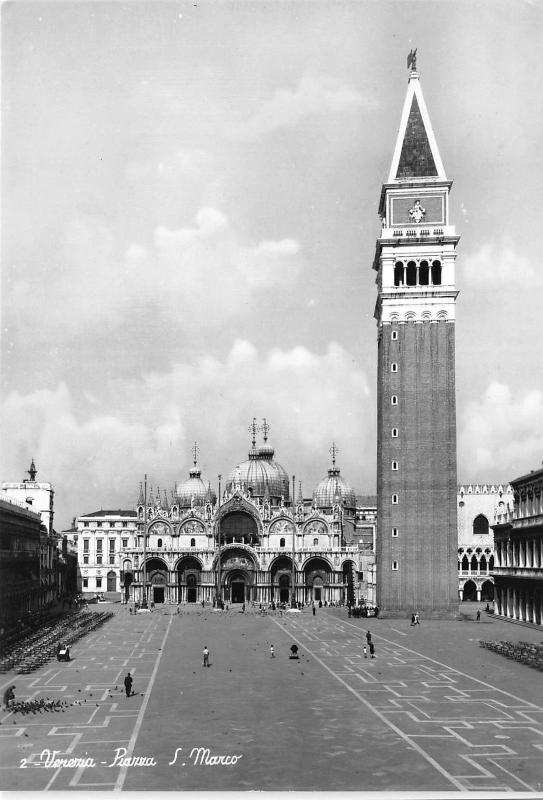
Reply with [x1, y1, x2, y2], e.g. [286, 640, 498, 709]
[349, 605, 379, 618]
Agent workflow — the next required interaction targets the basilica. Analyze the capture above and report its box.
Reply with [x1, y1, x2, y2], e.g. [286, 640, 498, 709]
[75, 422, 376, 608]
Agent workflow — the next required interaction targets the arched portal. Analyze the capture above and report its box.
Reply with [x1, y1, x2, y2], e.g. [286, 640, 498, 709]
[106, 571, 116, 592]
[177, 556, 202, 604]
[143, 557, 168, 604]
[304, 557, 332, 603]
[220, 548, 257, 603]
[269, 555, 294, 603]
[481, 580, 494, 601]
[463, 579, 477, 602]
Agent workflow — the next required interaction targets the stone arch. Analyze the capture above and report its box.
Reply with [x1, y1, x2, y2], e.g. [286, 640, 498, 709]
[303, 556, 332, 603]
[176, 555, 203, 604]
[269, 554, 294, 603]
[481, 579, 494, 601]
[462, 579, 477, 601]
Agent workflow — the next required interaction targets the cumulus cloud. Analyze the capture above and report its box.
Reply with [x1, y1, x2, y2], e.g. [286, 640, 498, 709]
[8, 208, 303, 341]
[0, 340, 371, 530]
[461, 237, 541, 285]
[225, 73, 368, 141]
[459, 381, 543, 478]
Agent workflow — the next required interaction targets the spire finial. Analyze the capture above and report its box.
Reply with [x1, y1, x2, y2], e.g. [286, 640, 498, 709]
[192, 441, 199, 467]
[407, 48, 417, 73]
[329, 441, 339, 466]
[249, 417, 258, 448]
[261, 418, 270, 443]
[27, 459, 37, 481]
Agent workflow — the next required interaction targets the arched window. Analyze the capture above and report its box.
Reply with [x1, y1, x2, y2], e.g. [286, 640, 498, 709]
[391, 395, 398, 405]
[419, 260, 429, 285]
[462, 555, 469, 571]
[392, 460, 398, 470]
[391, 330, 398, 341]
[392, 494, 399, 504]
[313, 538, 319, 547]
[394, 262, 404, 286]
[406, 261, 417, 286]
[280, 537, 285, 548]
[391, 363, 398, 373]
[471, 555, 478, 572]
[190, 537, 196, 547]
[473, 514, 489, 536]
[489, 555, 494, 570]
[157, 538, 162, 548]
[480, 554, 487, 572]
[431, 260, 442, 285]
[392, 428, 398, 438]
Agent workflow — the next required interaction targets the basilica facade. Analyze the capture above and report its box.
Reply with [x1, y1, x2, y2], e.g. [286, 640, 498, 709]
[75, 428, 373, 607]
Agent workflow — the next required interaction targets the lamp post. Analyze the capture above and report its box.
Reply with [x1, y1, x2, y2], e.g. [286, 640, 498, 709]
[216, 474, 222, 608]
[142, 474, 148, 608]
[291, 474, 296, 608]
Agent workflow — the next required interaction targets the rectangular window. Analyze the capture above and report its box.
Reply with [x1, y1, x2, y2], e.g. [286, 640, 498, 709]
[96, 539, 103, 552]
[391, 363, 398, 373]
[83, 539, 89, 553]
[391, 330, 398, 341]
[83, 521, 89, 527]
[97, 522, 102, 528]
[392, 527, 399, 537]
[122, 521, 128, 528]
[109, 539, 115, 552]
[83, 578, 88, 588]
[83, 555, 89, 564]
[96, 578, 102, 588]
[122, 538, 128, 548]
[392, 494, 399, 504]
[96, 555, 102, 565]
[109, 554, 115, 565]
[392, 561, 399, 571]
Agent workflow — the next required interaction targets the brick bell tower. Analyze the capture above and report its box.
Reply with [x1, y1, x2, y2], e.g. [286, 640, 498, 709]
[374, 53, 459, 617]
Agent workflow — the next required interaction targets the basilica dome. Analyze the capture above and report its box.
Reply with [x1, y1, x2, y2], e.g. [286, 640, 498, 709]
[176, 468, 216, 508]
[313, 465, 356, 510]
[226, 446, 290, 502]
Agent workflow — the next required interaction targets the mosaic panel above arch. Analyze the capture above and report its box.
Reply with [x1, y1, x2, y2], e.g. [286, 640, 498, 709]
[148, 520, 172, 537]
[180, 520, 206, 535]
[269, 518, 295, 535]
[303, 520, 328, 536]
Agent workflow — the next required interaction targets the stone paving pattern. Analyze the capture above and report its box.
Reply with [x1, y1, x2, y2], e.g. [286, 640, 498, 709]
[1, 605, 542, 791]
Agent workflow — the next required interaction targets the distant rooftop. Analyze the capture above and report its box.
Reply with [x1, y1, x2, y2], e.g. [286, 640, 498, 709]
[80, 509, 137, 518]
[356, 495, 377, 507]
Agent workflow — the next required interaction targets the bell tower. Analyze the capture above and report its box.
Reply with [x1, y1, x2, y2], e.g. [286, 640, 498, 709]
[374, 54, 459, 617]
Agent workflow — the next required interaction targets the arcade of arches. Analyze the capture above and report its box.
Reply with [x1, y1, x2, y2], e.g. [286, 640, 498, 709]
[126, 503, 358, 606]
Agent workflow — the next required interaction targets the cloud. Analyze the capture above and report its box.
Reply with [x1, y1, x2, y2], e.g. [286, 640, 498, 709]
[7, 208, 303, 342]
[0, 340, 371, 530]
[225, 73, 368, 141]
[461, 238, 540, 285]
[459, 381, 543, 478]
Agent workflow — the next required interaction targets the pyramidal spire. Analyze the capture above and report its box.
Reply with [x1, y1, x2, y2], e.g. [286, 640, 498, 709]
[388, 53, 446, 183]
[137, 482, 144, 506]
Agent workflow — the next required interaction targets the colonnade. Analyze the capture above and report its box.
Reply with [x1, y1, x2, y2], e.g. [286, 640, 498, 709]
[495, 582, 543, 626]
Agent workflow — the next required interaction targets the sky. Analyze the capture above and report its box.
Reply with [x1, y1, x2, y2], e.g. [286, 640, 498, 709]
[2, 0, 543, 533]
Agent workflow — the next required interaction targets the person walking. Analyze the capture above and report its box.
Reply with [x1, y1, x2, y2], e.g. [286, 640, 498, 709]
[270, 644, 275, 658]
[369, 641, 375, 659]
[312, 605, 316, 616]
[363, 644, 367, 659]
[202, 646, 210, 667]
[124, 672, 133, 698]
[476, 609, 481, 622]
[411, 613, 416, 626]
[366, 630, 372, 646]
[414, 613, 420, 625]
[3, 685, 15, 709]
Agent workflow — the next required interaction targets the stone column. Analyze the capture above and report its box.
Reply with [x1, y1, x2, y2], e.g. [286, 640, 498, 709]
[476, 585, 482, 602]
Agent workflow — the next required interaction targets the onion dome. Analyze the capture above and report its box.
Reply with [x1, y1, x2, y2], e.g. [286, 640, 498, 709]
[176, 442, 216, 508]
[313, 442, 356, 510]
[176, 468, 216, 508]
[226, 419, 289, 501]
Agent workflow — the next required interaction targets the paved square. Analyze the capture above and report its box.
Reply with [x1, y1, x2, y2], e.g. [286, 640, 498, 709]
[1, 606, 543, 791]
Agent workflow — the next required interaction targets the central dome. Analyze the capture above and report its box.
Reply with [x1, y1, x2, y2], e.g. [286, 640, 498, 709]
[226, 446, 290, 502]
[313, 465, 356, 510]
